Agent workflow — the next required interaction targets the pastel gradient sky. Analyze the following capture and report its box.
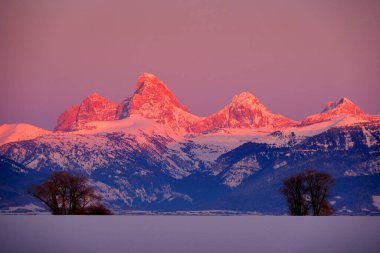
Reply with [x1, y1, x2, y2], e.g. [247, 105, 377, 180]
[1, 0, 379, 130]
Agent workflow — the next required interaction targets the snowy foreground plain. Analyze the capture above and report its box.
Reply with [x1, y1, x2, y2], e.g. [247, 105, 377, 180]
[1, 216, 379, 253]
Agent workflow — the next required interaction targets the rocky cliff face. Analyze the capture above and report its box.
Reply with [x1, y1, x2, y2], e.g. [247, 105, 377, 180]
[195, 92, 298, 132]
[54, 93, 118, 131]
[301, 97, 367, 126]
[54, 105, 79, 131]
[54, 73, 298, 133]
[118, 73, 201, 133]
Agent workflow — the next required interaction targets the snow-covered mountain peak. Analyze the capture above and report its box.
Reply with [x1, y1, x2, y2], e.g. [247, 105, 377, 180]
[227, 92, 271, 116]
[196, 91, 298, 130]
[302, 97, 366, 126]
[132, 73, 182, 108]
[231, 92, 259, 105]
[0, 123, 51, 146]
[54, 92, 118, 131]
[322, 97, 363, 115]
[136, 73, 161, 89]
[84, 92, 108, 102]
[119, 74, 200, 133]
[340, 97, 353, 103]
[51, 74, 378, 134]
[129, 74, 185, 112]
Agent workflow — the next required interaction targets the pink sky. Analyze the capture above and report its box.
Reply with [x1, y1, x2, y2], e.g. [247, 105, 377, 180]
[1, 0, 379, 129]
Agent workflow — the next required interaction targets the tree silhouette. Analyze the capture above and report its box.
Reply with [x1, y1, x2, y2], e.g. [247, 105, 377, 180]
[280, 169, 334, 216]
[28, 171, 111, 215]
[304, 169, 335, 216]
[280, 173, 309, 216]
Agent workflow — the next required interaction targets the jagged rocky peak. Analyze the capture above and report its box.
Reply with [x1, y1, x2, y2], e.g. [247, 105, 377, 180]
[129, 72, 186, 112]
[54, 105, 80, 131]
[135, 73, 172, 94]
[230, 91, 260, 105]
[119, 73, 182, 119]
[132, 73, 189, 113]
[301, 97, 366, 125]
[228, 92, 270, 114]
[86, 92, 103, 99]
[122, 73, 192, 114]
[321, 97, 365, 115]
[54, 92, 118, 131]
[115, 73, 199, 133]
[195, 91, 298, 130]
[54, 73, 302, 133]
[82, 92, 114, 105]
[226, 91, 298, 128]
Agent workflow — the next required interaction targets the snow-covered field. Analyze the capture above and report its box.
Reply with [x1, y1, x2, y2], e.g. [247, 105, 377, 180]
[1, 216, 379, 253]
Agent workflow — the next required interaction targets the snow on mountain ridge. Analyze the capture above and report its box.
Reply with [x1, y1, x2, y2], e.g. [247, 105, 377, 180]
[55, 92, 118, 131]
[0, 124, 51, 146]
[16, 73, 378, 138]
[321, 97, 365, 114]
[120, 73, 200, 134]
[53, 73, 301, 133]
[195, 91, 299, 131]
[301, 97, 369, 126]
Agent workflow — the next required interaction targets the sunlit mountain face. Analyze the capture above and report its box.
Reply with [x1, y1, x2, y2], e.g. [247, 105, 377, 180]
[1, 73, 379, 214]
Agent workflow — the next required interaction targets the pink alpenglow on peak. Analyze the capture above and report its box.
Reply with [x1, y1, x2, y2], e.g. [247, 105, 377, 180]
[124, 73, 192, 117]
[54, 105, 80, 131]
[301, 97, 367, 125]
[117, 74, 298, 132]
[54, 73, 302, 133]
[119, 73, 200, 133]
[0, 123, 51, 146]
[195, 92, 299, 131]
[321, 97, 365, 115]
[54, 92, 118, 131]
[55, 73, 376, 133]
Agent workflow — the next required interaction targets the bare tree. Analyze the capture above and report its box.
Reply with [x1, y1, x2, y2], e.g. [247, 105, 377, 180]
[280, 173, 309, 216]
[28, 171, 111, 215]
[280, 170, 334, 216]
[304, 169, 335, 216]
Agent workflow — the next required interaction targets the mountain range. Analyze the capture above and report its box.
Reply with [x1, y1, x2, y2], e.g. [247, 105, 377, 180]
[1, 73, 379, 214]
